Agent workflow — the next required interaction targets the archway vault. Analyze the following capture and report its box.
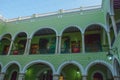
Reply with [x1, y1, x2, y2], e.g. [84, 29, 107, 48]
[57, 60, 85, 75]
[22, 60, 55, 74]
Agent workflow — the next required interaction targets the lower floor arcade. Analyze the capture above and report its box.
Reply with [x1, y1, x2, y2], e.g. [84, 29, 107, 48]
[0, 58, 120, 80]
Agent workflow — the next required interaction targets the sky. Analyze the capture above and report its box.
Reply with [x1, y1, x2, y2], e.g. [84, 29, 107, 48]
[0, 0, 102, 19]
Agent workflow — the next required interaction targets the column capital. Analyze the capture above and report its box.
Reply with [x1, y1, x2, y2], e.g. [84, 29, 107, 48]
[53, 73, 60, 76]
[11, 39, 14, 41]
[82, 75, 87, 77]
[82, 75, 87, 80]
[19, 72, 25, 75]
[27, 38, 31, 40]
[53, 74, 60, 80]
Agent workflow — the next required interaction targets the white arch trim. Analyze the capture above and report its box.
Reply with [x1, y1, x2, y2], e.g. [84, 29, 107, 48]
[0, 33, 12, 41]
[22, 60, 56, 74]
[30, 27, 58, 39]
[83, 23, 108, 34]
[56, 60, 85, 75]
[85, 60, 114, 76]
[12, 31, 28, 40]
[60, 25, 83, 36]
[2, 61, 22, 73]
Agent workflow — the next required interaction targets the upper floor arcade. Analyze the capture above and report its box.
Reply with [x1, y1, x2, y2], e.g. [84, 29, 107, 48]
[0, 0, 120, 55]
[0, 23, 118, 55]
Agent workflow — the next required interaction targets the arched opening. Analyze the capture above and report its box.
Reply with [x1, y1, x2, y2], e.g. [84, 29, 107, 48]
[61, 26, 82, 53]
[0, 34, 12, 55]
[93, 72, 103, 80]
[11, 32, 27, 55]
[87, 63, 113, 80]
[10, 71, 18, 80]
[30, 28, 56, 54]
[60, 64, 82, 80]
[25, 63, 53, 80]
[85, 25, 108, 52]
[4, 64, 19, 80]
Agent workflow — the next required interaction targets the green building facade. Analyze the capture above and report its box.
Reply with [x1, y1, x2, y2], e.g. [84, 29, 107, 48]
[0, 0, 120, 80]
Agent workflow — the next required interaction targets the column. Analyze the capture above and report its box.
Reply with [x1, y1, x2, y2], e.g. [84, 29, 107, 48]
[58, 36, 62, 54]
[18, 73, 25, 80]
[7, 40, 14, 55]
[82, 33, 85, 53]
[110, 15, 117, 38]
[107, 32, 112, 49]
[53, 74, 60, 80]
[0, 72, 5, 80]
[26, 38, 31, 55]
[24, 38, 30, 55]
[102, 29, 106, 45]
[82, 75, 87, 80]
[55, 36, 59, 54]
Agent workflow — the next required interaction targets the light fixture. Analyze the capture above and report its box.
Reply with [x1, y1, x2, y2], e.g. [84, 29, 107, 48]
[107, 51, 113, 60]
[76, 69, 80, 74]
[77, 71, 80, 74]
[107, 47, 119, 60]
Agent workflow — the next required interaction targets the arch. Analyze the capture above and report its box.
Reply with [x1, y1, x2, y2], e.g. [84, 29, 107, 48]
[30, 27, 58, 39]
[85, 60, 114, 76]
[10, 70, 18, 80]
[60, 25, 82, 36]
[0, 33, 12, 41]
[83, 23, 107, 34]
[12, 31, 28, 40]
[9, 32, 28, 55]
[92, 71, 105, 80]
[0, 33, 12, 55]
[57, 60, 85, 75]
[2, 61, 22, 73]
[84, 24, 108, 52]
[22, 60, 55, 74]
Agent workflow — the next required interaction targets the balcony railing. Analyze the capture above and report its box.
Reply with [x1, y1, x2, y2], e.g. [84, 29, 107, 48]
[0, 45, 109, 55]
